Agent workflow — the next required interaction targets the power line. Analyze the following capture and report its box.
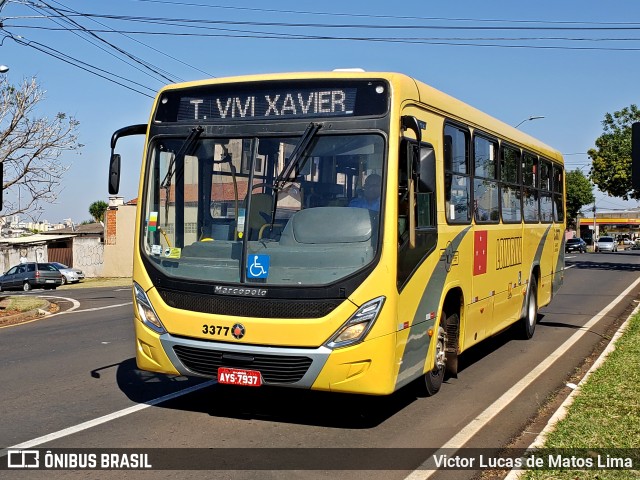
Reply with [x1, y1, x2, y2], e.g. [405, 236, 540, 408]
[7, 22, 640, 52]
[10, 24, 640, 43]
[33, 0, 178, 84]
[1, 30, 155, 97]
[40, 10, 640, 32]
[45, 0, 211, 80]
[127, 0, 640, 27]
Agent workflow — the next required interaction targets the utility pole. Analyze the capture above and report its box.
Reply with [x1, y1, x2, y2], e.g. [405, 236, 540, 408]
[592, 202, 597, 251]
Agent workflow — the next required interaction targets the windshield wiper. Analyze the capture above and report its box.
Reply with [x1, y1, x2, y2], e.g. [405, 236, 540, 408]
[269, 122, 321, 225]
[160, 126, 204, 190]
[161, 126, 203, 229]
[273, 122, 321, 192]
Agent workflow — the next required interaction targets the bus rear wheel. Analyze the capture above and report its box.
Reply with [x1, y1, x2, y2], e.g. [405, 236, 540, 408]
[519, 277, 538, 340]
[415, 326, 446, 397]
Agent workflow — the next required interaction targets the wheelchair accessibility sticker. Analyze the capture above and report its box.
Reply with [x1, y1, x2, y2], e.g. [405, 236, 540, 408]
[247, 254, 270, 279]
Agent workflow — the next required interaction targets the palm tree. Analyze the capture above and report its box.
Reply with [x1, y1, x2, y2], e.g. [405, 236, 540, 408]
[88, 200, 109, 222]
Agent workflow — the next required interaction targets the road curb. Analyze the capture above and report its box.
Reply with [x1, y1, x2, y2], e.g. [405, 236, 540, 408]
[0, 298, 51, 327]
[504, 299, 640, 480]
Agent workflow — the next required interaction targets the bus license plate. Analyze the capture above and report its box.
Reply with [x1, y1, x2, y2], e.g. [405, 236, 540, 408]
[217, 367, 262, 387]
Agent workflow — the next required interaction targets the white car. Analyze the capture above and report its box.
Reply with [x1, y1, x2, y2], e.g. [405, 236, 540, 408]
[51, 262, 85, 284]
[595, 236, 618, 253]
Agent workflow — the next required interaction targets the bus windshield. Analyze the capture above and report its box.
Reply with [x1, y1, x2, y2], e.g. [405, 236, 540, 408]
[141, 133, 385, 286]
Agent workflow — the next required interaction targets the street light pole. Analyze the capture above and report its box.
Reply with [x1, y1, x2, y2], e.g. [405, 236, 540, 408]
[593, 202, 597, 251]
[515, 116, 545, 128]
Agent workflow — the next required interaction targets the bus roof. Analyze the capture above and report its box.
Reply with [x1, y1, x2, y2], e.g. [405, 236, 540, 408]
[156, 71, 562, 163]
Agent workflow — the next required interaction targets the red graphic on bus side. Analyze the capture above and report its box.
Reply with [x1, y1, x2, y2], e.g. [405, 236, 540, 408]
[474, 230, 488, 276]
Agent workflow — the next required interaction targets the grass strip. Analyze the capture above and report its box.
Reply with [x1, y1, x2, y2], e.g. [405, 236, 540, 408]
[523, 313, 640, 479]
[3, 296, 47, 312]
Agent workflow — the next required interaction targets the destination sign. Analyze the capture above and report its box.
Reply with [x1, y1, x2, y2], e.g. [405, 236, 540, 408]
[154, 80, 388, 123]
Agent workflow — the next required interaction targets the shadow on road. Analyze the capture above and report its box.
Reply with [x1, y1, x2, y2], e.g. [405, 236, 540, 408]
[103, 358, 418, 429]
[566, 252, 640, 272]
[92, 358, 208, 404]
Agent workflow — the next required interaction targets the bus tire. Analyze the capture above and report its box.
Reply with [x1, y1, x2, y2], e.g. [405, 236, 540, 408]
[444, 312, 460, 378]
[415, 326, 446, 397]
[519, 276, 538, 340]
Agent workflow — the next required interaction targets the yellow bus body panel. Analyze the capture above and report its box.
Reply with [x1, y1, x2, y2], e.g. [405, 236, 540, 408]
[134, 319, 181, 375]
[311, 332, 398, 395]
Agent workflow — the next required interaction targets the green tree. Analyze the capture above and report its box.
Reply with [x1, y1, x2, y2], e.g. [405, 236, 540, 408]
[88, 200, 108, 222]
[588, 104, 640, 200]
[566, 169, 595, 229]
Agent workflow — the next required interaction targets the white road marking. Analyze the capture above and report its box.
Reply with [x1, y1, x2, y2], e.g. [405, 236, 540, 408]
[2, 276, 638, 464]
[40, 295, 81, 313]
[0, 380, 217, 456]
[504, 299, 640, 480]
[0, 296, 132, 329]
[404, 274, 640, 480]
[59, 302, 133, 314]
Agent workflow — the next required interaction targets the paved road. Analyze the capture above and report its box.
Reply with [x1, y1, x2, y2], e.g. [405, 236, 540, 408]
[1, 252, 639, 479]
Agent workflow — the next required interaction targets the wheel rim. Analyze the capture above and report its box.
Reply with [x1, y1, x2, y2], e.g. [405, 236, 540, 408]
[23, 282, 31, 291]
[430, 327, 446, 377]
[527, 288, 537, 329]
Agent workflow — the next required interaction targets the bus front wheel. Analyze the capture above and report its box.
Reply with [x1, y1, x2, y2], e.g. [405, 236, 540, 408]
[415, 326, 446, 397]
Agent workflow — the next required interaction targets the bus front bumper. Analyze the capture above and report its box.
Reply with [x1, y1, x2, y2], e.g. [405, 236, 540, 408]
[134, 320, 398, 395]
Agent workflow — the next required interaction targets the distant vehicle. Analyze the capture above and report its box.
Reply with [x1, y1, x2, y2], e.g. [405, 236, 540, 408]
[50, 262, 85, 284]
[595, 236, 618, 253]
[621, 238, 634, 246]
[0, 262, 63, 291]
[565, 238, 587, 254]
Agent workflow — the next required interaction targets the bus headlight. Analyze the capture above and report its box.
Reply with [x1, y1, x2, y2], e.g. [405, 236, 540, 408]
[133, 282, 166, 334]
[325, 296, 385, 349]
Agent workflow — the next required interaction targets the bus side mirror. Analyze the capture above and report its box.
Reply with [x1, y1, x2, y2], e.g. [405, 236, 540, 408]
[632, 122, 640, 190]
[109, 153, 121, 194]
[401, 115, 422, 144]
[108, 123, 147, 195]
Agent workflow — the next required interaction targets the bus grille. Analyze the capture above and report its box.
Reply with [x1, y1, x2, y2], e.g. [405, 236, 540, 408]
[157, 288, 342, 319]
[173, 345, 313, 383]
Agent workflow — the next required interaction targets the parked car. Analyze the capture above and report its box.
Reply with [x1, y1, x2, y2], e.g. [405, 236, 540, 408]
[50, 262, 84, 284]
[565, 237, 587, 254]
[0, 262, 63, 291]
[595, 236, 618, 253]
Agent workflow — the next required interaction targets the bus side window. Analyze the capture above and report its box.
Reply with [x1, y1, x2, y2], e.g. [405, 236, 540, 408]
[444, 125, 471, 224]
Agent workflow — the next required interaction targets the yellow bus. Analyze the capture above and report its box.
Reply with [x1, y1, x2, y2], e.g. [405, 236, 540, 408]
[109, 71, 564, 396]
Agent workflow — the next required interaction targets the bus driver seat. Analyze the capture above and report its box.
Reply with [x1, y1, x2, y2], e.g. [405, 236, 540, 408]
[245, 193, 274, 240]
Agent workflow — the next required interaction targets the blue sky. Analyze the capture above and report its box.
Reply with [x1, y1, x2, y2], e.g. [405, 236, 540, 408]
[1, 0, 639, 223]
